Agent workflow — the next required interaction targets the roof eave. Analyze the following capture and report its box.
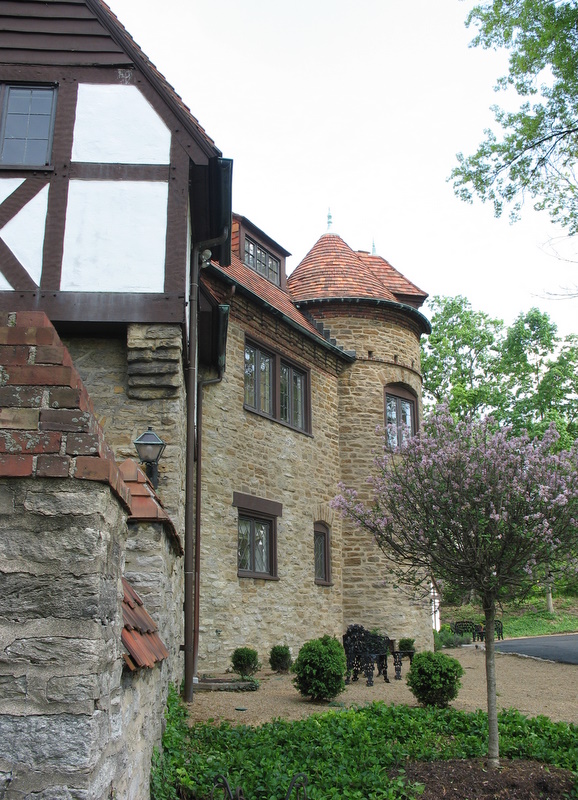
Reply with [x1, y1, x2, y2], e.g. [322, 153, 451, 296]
[293, 296, 432, 335]
[206, 265, 356, 362]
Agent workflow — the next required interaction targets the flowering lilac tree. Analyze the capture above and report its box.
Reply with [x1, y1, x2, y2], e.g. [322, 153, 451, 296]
[332, 407, 578, 767]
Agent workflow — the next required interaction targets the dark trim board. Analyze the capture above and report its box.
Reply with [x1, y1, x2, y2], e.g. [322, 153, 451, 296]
[0, 290, 186, 323]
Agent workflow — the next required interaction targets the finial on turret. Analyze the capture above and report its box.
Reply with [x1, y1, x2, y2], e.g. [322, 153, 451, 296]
[327, 207, 332, 232]
[372, 238, 376, 255]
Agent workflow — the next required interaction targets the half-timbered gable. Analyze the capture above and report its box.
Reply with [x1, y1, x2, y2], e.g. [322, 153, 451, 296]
[0, 0, 231, 326]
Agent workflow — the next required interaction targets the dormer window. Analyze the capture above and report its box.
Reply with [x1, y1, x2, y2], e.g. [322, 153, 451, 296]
[244, 236, 280, 286]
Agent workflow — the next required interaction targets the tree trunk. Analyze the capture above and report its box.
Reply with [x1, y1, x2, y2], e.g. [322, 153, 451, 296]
[484, 599, 500, 768]
[546, 572, 554, 613]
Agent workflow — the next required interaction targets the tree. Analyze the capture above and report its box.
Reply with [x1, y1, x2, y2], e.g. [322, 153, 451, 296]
[422, 297, 578, 446]
[421, 296, 504, 417]
[332, 409, 578, 766]
[451, 0, 578, 234]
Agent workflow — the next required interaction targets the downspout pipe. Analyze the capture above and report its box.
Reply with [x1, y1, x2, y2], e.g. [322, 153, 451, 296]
[184, 228, 228, 703]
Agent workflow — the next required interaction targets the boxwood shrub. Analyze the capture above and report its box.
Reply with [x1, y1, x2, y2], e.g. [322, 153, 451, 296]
[406, 651, 464, 708]
[292, 635, 346, 701]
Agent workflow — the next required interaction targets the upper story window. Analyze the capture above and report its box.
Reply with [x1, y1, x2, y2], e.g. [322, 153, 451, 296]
[244, 236, 280, 285]
[0, 85, 57, 167]
[385, 385, 417, 448]
[244, 340, 310, 433]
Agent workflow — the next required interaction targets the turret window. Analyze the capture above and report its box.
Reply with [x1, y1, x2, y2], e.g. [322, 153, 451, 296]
[385, 385, 417, 447]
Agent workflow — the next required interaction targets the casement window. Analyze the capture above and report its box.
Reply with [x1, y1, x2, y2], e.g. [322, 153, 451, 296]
[244, 236, 280, 286]
[244, 340, 310, 433]
[314, 522, 331, 585]
[385, 385, 417, 447]
[233, 492, 281, 579]
[0, 85, 57, 166]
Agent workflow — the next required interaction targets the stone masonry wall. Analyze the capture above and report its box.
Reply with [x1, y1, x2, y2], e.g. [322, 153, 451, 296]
[197, 300, 345, 673]
[0, 478, 127, 798]
[124, 520, 184, 684]
[311, 305, 434, 652]
[63, 323, 187, 538]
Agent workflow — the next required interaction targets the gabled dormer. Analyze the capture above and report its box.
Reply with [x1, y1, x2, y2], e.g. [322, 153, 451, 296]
[232, 214, 290, 291]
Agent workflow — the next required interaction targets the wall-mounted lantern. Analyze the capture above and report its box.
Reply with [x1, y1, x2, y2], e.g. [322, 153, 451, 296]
[133, 427, 166, 490]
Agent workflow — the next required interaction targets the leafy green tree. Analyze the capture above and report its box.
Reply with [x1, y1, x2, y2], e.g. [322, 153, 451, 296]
[333, 410, 578, 766]
[499, 308, 578, 446]
[451, 0, 578, 233]
[421, 296, 504, 417]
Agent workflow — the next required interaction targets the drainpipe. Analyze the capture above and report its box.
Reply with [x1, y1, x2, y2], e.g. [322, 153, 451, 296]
[184, 229, 228, 703]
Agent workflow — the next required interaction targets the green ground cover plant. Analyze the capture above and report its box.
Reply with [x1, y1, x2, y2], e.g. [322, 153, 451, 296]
[151, 686, 578, 800]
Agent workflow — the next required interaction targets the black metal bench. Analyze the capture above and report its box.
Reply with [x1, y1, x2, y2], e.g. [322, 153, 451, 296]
[341, 623, 415, 686]
[450, 619, 503, 641]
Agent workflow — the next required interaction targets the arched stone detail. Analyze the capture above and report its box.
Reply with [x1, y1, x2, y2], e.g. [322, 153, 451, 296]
[313, 501, 335, 527]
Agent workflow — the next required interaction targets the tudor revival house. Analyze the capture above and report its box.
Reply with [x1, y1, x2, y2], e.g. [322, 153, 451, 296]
[0, 1, 431, 797]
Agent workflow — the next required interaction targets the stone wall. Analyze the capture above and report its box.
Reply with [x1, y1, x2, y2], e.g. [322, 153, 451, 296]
[0, 478, 127, 798]
[196, 301, 345, 673]
[311, 305, 434, 652]
[124, 520, 184, 684]
[62, 323, 187, 537]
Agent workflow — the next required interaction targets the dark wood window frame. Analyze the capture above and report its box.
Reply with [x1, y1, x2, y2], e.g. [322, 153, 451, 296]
[314, 521, 332, 586]
[244, 338, 311, 434]
[244, 234, 280, 285]
[384, 383, 418, 447]
[233, 492, 281, 580]
[0, 84, 58, 168]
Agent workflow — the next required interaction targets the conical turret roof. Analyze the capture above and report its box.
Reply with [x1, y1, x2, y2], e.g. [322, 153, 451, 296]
[287, 232, 427, 309]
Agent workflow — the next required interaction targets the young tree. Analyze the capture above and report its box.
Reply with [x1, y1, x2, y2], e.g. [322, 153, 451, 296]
[332, 409, 578, 767]
[451, 0, 578, 234]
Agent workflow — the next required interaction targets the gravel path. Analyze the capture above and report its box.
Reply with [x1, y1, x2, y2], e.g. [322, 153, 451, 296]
[187, 645, 578, 727]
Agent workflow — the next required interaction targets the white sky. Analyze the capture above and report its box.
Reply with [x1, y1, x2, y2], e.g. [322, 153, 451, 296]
[107, 0, 578, 337]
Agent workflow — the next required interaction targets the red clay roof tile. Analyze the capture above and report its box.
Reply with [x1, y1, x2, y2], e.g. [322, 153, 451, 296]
[287, 233, 427, 308]
[121, 577, 169, 671]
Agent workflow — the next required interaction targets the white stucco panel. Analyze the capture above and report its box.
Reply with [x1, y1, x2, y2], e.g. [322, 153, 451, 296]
[72, 84, 171, 164]
[61, 181, 168, 292]
[0, 185, 49, 287]
[0, 177, 25, 206]
[0, 271, 12, 289]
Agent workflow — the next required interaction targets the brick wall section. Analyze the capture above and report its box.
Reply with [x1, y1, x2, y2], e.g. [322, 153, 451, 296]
[0, 311, 131, 508]
[62, 323, 187, 537]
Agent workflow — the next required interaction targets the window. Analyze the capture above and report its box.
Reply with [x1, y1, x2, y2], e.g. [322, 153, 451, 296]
[244, 236, 280, 285]
[244, 340, 310, 433]
[385, 386, 416, 447]
[0, 85, 57, 166]
[314, 522, 331, 585]
[233, 492, 281, 579]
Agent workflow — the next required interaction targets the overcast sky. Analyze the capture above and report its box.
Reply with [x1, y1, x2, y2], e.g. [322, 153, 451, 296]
[107, 0, 578, 337]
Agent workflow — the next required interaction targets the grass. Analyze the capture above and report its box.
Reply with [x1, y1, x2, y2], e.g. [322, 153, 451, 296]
[441, 594, 578, 639]
[151, 686, 578, 800]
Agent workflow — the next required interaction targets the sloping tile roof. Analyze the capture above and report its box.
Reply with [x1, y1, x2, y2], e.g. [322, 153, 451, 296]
[208, 254, 343, 346]
[287, 233, 428, 308]
[119, 459, 183, 555]
[356, 252, 428, 307]
[121, 578, 169, 671]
